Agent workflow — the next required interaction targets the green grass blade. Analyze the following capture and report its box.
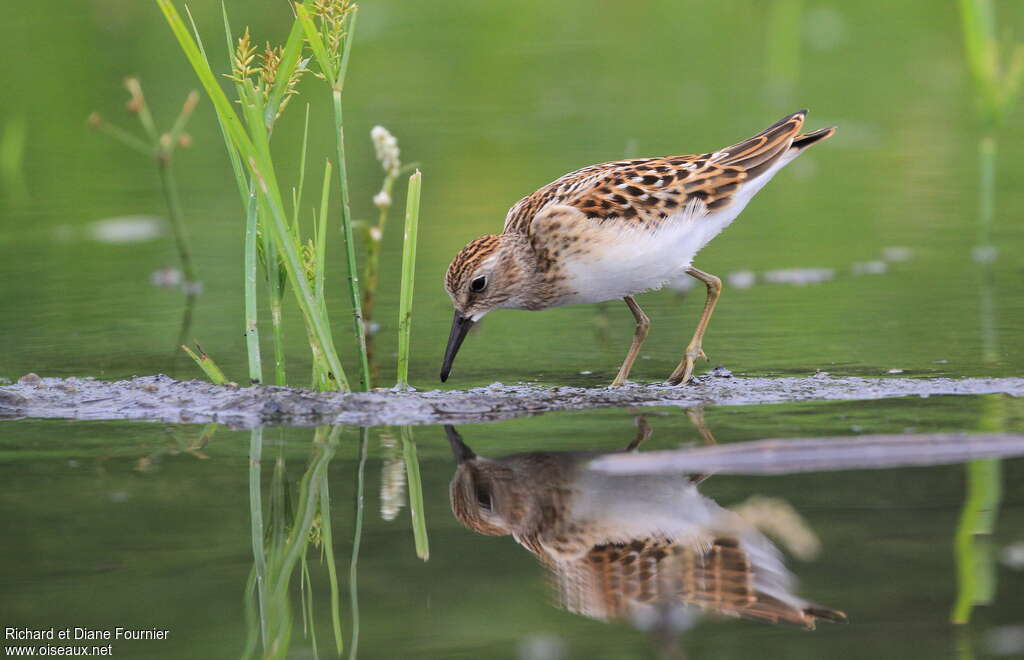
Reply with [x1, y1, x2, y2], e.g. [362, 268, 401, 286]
[157, 0, 254, 157]
[330, 89, 370, 391]
[400, 426, 429, 560]
[335, 7, 357, 91]
[347, 428, 368, 660]
[249, 428, 269, 650]
[315, 160, 333, 306]
[181, 344, 229, 385]
[265, 16, 306, 129]
[318, 426, 344, 657]
[293, 104, 312, 233]
[295, 2, 335, 82]
[396, 171, 422, 389]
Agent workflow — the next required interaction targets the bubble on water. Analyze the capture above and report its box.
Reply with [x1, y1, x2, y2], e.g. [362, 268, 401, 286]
[88, 216, 164, 244]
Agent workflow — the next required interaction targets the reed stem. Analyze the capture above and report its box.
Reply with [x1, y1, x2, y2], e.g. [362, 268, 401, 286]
[243, 184, 263, 383]
[396, 171, 422, 389]
[347, 428, 368, 660]
[248, 428, 269, 649]
[977, 134, 996, 248]
[331, 86, 371, 392]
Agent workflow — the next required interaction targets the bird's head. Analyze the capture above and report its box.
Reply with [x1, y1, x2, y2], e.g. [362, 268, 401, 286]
[441, 234, 534, 381]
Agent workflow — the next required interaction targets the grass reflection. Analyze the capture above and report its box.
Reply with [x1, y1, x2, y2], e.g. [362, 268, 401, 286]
[245, 426, 344, 659]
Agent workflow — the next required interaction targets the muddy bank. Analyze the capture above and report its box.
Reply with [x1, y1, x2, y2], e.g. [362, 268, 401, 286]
[1, 372, 1022, 428]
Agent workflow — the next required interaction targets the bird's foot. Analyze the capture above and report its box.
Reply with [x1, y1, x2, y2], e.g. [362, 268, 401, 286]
[667, 346, 708, 385]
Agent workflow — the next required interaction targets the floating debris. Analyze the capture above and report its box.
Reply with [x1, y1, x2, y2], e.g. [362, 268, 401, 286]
[851, 260, 887, 275]
[972, 245, 998, 264]
[664, 273, 696, 294]
[1001, 542, 1024, 571]
[727, 270, 756, 289]
[881, 246, 912, 262]
[150, 266, 182, 289]
[88, 216, 164, 244]
[987, 626, 1024, 657]
[762, 268, 835, 286]
[887, 368, 905, 374]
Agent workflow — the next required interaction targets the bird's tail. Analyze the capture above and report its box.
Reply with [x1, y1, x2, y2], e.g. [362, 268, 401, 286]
[713, 110, 836, 184]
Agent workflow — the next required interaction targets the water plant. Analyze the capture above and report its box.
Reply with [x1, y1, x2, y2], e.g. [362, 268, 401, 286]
[157, 0, 423, 392]
[396, 171, 422, 390]
[245, 426, 345, 659]
[87, 79, 201, 295]
[362, 126, 401, 385]
[951, 2, 1020, 624]
[958, 0, 1023, 256]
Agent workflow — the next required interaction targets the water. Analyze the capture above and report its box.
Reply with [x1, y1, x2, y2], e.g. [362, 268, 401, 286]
[2, 399, 1023, 658]
[2, 1, 1024, 657]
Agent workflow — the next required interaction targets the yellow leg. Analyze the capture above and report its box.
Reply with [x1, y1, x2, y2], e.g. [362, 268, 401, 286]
[610, 296, 650, 386]
[685, 406, 717, 484]
[667, 267, 722, 385]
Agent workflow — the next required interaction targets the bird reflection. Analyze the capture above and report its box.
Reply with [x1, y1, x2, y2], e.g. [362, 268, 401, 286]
[445, 421, 846, 634]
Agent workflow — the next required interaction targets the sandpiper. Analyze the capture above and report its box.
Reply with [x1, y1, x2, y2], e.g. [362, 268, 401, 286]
[442, 110, 835, 385]
[445, 425, 847, 629]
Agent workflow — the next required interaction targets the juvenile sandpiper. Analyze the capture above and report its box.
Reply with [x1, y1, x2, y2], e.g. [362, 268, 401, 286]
[442, 110, 835, 385]
[445, 425, 847, 628]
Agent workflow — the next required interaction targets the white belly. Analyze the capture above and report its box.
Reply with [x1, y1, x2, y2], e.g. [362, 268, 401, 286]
[557, 151, 797, 305]
[559, 204, 737, 304]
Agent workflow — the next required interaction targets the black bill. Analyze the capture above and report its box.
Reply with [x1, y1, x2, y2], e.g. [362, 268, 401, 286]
[440, 311, 475, 382]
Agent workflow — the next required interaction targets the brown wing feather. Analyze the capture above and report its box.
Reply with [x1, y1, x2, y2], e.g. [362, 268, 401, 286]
[547, 536, 847, 628]
[502, 111, 816, 235]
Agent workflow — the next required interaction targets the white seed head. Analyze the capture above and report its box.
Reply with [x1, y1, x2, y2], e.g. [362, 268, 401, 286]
[370, 125, 401, 175]
[373, 190, 391, 209]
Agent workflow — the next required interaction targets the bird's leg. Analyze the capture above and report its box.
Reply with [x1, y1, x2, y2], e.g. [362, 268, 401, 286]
[611, 296, 650, 387]
[624, 415, 652, 451]
[685, 406, 717, 484]
[667, 267, 722, 385]
[685, 407, 717, 446]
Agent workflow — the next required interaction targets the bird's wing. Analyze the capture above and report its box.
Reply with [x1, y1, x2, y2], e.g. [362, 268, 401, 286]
[502, 110, 817, 235]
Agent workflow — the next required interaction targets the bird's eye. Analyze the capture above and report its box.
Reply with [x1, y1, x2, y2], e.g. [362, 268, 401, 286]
[470, 276, 487, 293]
